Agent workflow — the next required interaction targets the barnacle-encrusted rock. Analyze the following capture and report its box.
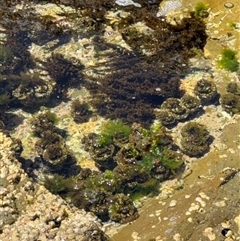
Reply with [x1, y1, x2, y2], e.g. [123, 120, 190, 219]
[180, 122, 211, 157]
[194, 79, 218, 104]
[30, 111, 59, 137]
[113, 132, 130, 148]
[71, 188, 111, 222]
[150, 159, 172, 181]
[226, 82, 240, 95]
[109, 193, 139, 223]
[113, 163, 149, 191]
[114, 144, 141, 165]
[221, 92, 240, 115]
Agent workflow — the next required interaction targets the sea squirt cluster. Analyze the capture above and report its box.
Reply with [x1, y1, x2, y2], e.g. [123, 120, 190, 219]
[24, 116, 185, 224]
[29, 111, 80, 175]
[180, 121, 212, 157]
[220, 82, 240, 115]
[155, 78, 219, 127]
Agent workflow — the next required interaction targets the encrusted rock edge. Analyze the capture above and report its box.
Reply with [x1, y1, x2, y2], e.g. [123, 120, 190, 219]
[0, 131, 108, 241]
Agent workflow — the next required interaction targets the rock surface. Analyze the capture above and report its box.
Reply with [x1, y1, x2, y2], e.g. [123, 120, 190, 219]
[0, 132, 108, 241]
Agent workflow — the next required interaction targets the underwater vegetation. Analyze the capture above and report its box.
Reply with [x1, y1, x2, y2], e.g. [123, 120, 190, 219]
[0, 0, 207, 128]
[87, 14, 207, 127]
[99, 119, 131, 147]
[217, 48, 239, 72]
[194, 2, 209, 18]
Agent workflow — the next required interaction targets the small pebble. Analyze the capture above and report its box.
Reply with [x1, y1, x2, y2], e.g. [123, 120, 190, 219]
[224, 2, 234, 8]
[186, 211, 191, 216]
[169, 200, 177, 207]
[187, 217, 193, 222]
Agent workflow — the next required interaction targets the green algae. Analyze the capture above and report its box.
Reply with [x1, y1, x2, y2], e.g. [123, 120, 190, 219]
[217, 48, 239, 72]
[194, 2, 209, 18]
[99, 120, 131, 147]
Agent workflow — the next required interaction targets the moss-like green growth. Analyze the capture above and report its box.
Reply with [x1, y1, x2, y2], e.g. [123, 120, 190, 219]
[129, 178, 159, 201]
[229, 22, 237, 29]
[161, 149, 184, 171]
[99, 120, 131, 146]
[0, 93, 10, 106]
[140, 154, 156, 172]
[217, 48, 239, 72]
[87, 170, 121, 193]
[194, 2, 209, 18]
[44, 111, 60, 125]
[44, 174, 75, 195]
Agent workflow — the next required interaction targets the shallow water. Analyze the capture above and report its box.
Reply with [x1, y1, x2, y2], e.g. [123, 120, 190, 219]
[0, 0, 239, 240]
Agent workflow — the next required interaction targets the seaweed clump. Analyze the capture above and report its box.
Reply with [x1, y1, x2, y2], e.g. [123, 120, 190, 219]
[87, 14, 207, 127]
[194, 2, 209, 18]
[39, 53, 84, 99]
[217, 48, 239, 72]
[40, 121, 184, 224]
[155, 94, 202, 127]
[83, 121, 183, 193]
